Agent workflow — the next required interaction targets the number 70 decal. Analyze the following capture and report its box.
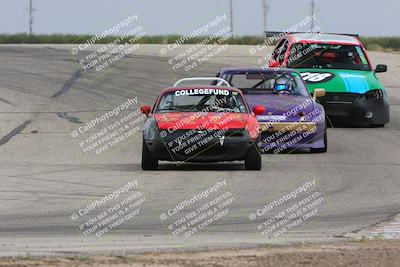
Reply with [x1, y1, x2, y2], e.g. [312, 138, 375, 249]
[301, 72, 334, 83]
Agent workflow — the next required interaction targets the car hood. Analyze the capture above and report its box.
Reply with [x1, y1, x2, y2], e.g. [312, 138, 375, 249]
[154, 112, 249, 130]
[297, 69, 383, 94]
[245, 94, 316, 122]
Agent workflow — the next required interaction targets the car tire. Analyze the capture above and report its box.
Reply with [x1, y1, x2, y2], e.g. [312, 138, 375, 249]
[310, 128, 327, 153]
[142, 139, 158, 170]
[245, 145, 262, 170]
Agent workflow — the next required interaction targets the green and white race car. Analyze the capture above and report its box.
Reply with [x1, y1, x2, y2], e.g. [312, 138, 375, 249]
[268, 32, 389, 127]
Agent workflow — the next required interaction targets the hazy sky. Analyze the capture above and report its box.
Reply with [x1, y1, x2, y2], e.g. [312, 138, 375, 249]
[1, 0, 399, 36]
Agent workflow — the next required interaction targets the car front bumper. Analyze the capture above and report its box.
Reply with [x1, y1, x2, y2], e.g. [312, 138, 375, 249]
[257, 121, 325, 152]
[145, 129, 257, 162]
[318, 93, 390, 125]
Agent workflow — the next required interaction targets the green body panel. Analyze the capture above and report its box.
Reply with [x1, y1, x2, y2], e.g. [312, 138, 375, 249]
[297, 68, 386, 94]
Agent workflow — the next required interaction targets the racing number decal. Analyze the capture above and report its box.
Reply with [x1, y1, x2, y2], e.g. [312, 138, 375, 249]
[301, 72, 334, 84]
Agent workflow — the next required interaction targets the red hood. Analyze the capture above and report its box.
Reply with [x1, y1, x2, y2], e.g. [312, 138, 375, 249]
[155, 112, 249, 130]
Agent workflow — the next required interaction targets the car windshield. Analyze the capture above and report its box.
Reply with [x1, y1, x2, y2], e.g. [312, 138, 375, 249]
[288, 43, 371, 71]
[221, 71, 309, 97]
[156, 88, 248, 113]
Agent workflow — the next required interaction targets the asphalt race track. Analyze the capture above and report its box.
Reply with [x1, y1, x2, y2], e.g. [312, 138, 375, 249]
[0, 44, 399, 256]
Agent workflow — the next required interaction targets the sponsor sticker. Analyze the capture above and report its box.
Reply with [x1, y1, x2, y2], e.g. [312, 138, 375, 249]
[301, 72, 334, 83]
[174, 89, 230, 96]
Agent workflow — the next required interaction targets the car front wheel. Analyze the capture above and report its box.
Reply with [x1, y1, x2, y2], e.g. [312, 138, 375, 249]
[310, 128, 327, 153]
[141, 139, 158, 170]
[245, 145, 262, 170]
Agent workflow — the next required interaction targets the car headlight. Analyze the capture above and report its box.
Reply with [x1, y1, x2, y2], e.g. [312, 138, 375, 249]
[366, 89, 384, 100]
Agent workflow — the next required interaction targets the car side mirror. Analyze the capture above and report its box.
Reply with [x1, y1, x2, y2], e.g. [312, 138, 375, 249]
[375, 64, 387, 73]
[140, 105, 151, 116]
[268, 60, 280, 68]
[313, 88, 326, 100]
[253, 105, 266, 115]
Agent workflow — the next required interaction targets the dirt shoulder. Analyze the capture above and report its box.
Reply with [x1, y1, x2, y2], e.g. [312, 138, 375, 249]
[1, 240, 400, 267]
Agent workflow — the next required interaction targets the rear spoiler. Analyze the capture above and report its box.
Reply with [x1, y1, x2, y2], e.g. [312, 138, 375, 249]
[265, 31, 360, 39]
[322, 32, 360, 39]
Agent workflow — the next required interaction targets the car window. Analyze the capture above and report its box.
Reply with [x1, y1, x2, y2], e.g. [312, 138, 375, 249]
[272, 39, 286, 60]
[222, 71, 309, 97]
[288, 43, 371, 71]
[229, 74, 274, 89]
[277, 39, 289, 65]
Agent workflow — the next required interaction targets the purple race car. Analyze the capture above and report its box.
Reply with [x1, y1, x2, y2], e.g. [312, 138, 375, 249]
[216, 68, 327, 153]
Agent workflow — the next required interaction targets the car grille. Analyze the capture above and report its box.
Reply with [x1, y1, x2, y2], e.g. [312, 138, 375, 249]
[160, 129, 246, 158]
[318, 93, 361, 104]
[162, 129, 245, 141]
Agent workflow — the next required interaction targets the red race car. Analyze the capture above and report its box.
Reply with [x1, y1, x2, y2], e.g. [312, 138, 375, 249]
[140, 77, 264, 170]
